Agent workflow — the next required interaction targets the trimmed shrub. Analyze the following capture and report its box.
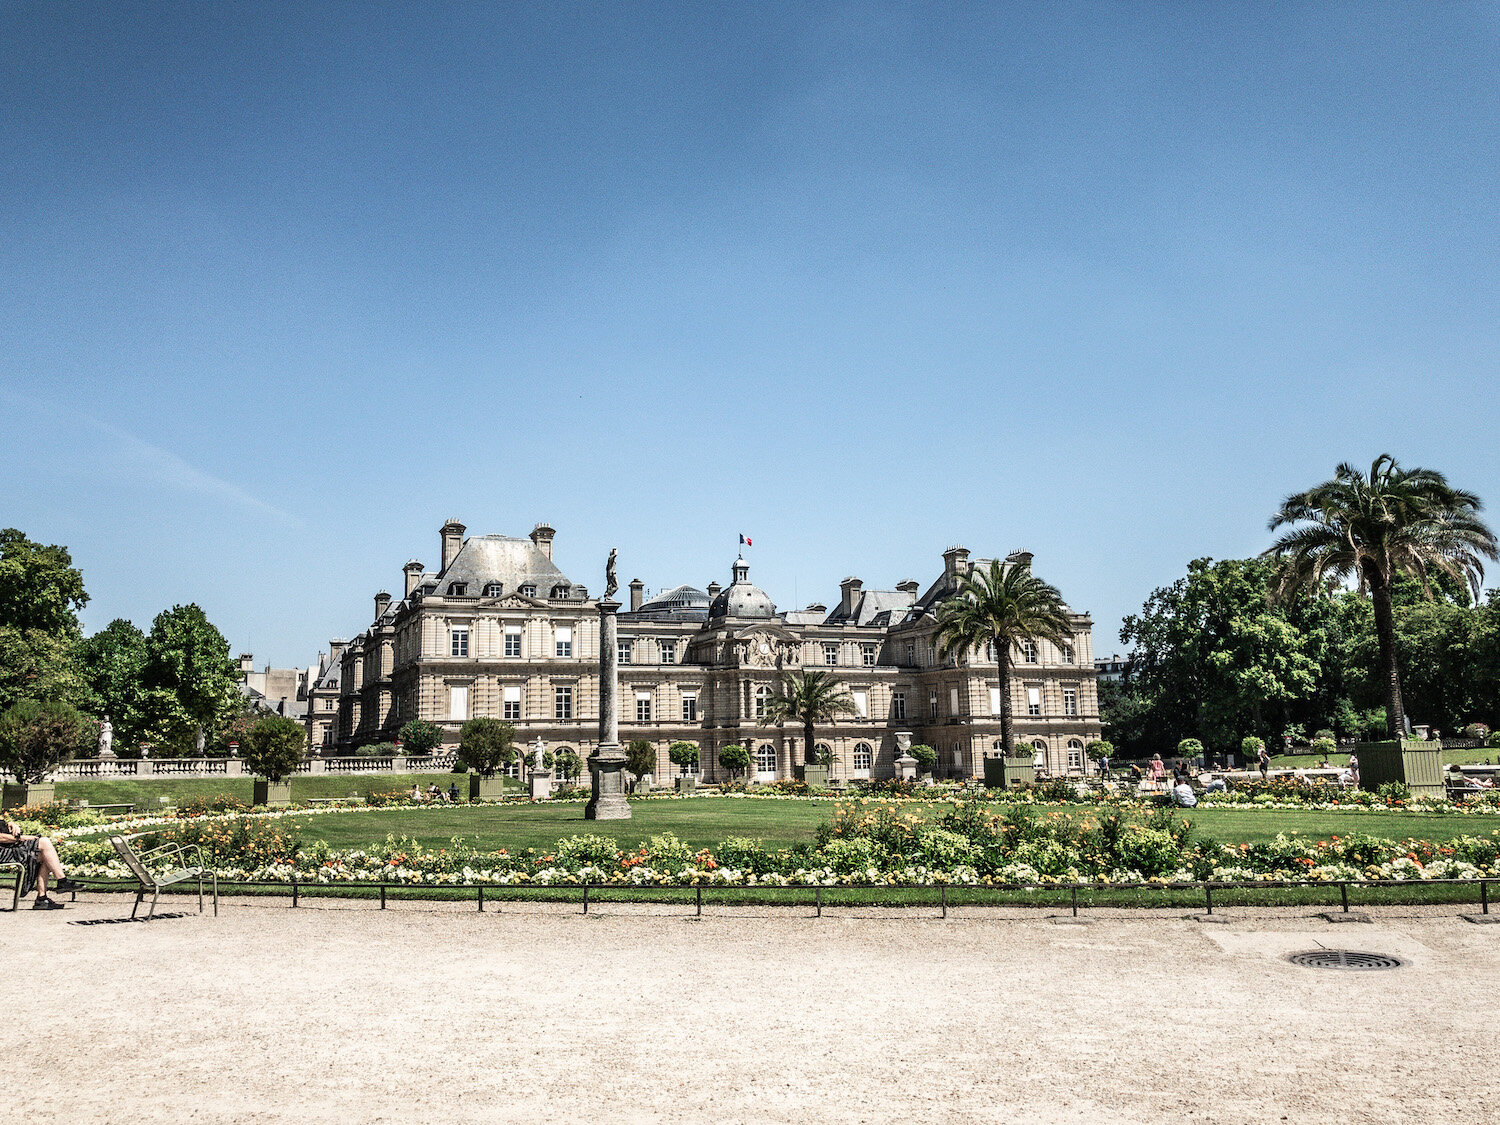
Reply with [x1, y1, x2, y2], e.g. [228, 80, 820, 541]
[625, 739, 657, 778]
[908, 744, 937, 772]
[455, 717, 516, 778]
[718, 744, 751, 777]
[398, 718, 444, 755]
[242, 714, 307, 782]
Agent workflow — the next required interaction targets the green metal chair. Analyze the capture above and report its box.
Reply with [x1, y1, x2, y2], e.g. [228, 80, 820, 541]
[1, 862, 21, 911]
[109, 834, 218, 920]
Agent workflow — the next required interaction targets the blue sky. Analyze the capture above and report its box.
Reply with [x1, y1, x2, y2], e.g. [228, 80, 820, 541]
[2, 3, 1497, 670]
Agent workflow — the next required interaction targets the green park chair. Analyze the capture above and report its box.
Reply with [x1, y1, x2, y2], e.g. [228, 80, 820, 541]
[109, 834, 218, 920]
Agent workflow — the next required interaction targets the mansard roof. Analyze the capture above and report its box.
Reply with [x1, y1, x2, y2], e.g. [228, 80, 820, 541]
[438, 534, 573, 597]
[821, 588, 917, 628]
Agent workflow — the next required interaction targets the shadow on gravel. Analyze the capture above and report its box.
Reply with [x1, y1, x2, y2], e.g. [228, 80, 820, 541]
[67, 913, 190, 926]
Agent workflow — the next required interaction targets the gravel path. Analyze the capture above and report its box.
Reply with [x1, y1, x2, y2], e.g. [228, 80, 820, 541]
[8, 896, 1498, 1123]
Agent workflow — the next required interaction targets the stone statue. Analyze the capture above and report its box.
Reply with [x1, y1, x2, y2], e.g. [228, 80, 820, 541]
[532, 737, 547, 770]
[604, 548, 618, 600]
[98, 716, 114, 759]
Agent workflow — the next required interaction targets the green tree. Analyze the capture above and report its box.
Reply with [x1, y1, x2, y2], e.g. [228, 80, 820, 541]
[144, 604, 240, 754]
[934, 556, 1074, 754]
[0, 698, 87, 784]
[554, 748, 583, 782]
[77, 619, 149, 747]
[1267, 455, 1498, 738]
[455, 717, 516, 778]
[398, 718, 444, 756]
[0, 529, 89, 711]
[625, 738, 657, 778]
[242, 714, 307, 783]
[1120, 558, 1324, 755]
[717, 743, 750, 778]
[667, 740, 700, 775]
[908, 743, 937, 774]
[758, 670, 855, 777]
[1084, 739, 1113, 763]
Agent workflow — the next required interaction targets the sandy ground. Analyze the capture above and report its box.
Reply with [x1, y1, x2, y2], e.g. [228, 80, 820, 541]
[6, 895, 1499, 1124]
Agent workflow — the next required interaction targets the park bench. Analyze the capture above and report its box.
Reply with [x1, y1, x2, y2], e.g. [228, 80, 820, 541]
[109, 833, 218, 920]
[1, 862, 21, 911]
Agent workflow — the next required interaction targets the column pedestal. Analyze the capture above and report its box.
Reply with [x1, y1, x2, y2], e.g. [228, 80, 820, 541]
[586, 597, 632, 821]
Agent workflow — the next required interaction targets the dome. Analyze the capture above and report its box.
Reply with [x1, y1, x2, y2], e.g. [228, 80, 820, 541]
[639, 584, 711, 613]
[708, 558, 777, 620]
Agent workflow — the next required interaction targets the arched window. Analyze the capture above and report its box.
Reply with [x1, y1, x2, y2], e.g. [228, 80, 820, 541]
[1067, 739, 1084, 772]
[852, 743, 873, 771]
[756, 743, 777, 774]
[990, 738, 1006, 758]
[813, 742, 832, 766]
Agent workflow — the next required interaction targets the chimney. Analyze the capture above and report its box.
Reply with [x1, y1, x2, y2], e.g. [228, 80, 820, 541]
[896, 579, 920, 597]
[1006, 548, 1035, 570]
[839, 577, 863, 618]
[707, 580, 722, 599]
[440, 519, 466, 573]
[238, 653, 254, 675]
[403, 559, 425, 597]
[529, 521, 555, 560]
[629, 578, 644, 612]
[374, 590, 391, 618]
[942, 546, 971, 585]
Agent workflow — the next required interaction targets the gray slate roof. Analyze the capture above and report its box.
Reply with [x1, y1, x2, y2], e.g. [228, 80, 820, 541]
[439, 535, 574, 595]
[822, 588, 917, 628]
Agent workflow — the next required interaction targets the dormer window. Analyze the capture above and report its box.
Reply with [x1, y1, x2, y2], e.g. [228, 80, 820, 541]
[519, 584, 536, 598]
[447, 582, 468, 596]
[483, 583, 503, 597]
[551, 584, 571, 599]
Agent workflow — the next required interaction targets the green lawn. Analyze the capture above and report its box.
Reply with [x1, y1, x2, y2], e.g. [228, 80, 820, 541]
[267, 798, 1500, 854]
[54, 773, 520, 809]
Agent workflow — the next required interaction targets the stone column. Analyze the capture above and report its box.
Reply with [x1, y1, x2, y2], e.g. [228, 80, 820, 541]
[586, 598, 631, 820]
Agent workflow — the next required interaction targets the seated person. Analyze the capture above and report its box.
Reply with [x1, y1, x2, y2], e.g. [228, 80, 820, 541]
[1202, 776, 1227, 794]
[1172, 781, 1198, 808]
[447, 782, 460, 802]
[427, 784, 442, 801]
[1338, 768, 1356, 788]
[0, 818, 81, 910]
[409, 783, 422, 801]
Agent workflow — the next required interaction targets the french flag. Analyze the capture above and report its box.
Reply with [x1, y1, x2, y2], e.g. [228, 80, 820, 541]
[739, 534, 752, 546]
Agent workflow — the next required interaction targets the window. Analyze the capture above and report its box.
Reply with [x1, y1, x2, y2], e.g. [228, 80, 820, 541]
[929, 691, 939, 719]
[852, 689, 868, 718]
[448, 685, 468, 722]
[754, 684, 770, 719]
[814, 742, 832, 766]
[1022, 640, 1038, 664]
[756, 743, 777, 774]
[985, 642, 996, 663]
[551, 584, 570, 599]
[450, 628, 469, 657]
[1027, 686, 1042, 716]
[447, 582, 467, 596]
[949, 686, 960, 715]
[555, 625, 572, 658]
[1063, 686, 1078, 716]
[989, 687, 1002, 715]
[635, 692, 651, 723]
[853, 743, 873, 771]
[823, 643, 839, 666]
[554, 685, 572, 721]
[503, 627, 522, 658]
[503, 685, 521, 721]
[618, 639, 633, 664]
[990, 739, 1005, 758]
[681, 693, 697, 722]
[323, 698, 334, 711]
[1061, 642, 1074, 664]
[952, 743, 963, 768]
[891, 691, 906, 721]
[519, 584, 536, 598]
[905, 642, 915, 666]
[862, 643, 877, 667]
[1067, 739, 1084, 771]
[483, 583, 503, 597]
[659, 640, 676, 664]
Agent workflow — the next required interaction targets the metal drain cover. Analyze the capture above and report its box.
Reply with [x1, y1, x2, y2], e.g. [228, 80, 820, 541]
[1286, 950, 1405, 971]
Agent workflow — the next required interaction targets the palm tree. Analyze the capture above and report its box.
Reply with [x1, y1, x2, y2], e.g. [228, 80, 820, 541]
[933, 556, 1074, 756]
[1266, 454, 1497, 739]
[758, 669, 855, 778]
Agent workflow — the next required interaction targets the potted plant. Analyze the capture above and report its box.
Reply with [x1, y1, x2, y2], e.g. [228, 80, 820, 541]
[668, 740, 699, 793]
[0, 699, 85, 809]
[242, 714, 307, 807]
[626, 739, 657, 793]
[457, 717, 516, 801]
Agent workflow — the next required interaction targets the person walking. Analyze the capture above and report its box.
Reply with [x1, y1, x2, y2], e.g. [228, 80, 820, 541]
[1149, 753, 1167, 792]
[1347, 752, 1360, 788]
[1258, 744, 1271, 780]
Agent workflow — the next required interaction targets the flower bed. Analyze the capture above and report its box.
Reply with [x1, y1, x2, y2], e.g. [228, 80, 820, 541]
[44, 796, 1500, 891]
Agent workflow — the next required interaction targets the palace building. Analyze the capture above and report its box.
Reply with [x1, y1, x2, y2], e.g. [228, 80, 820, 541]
[308, 519, 1103, 781]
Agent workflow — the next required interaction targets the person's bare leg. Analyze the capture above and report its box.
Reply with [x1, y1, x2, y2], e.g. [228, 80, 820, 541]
[34, 837, 64, 897]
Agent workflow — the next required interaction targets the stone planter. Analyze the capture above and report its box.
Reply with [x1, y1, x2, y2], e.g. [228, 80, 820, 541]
[675, 776, 696, 795]
[802, 764, 829, 788]
[1356, 740, 1445, 799]
[252, 779, 293, 807]
[470, 774, 507, 802]
[1, 781, 55, 810]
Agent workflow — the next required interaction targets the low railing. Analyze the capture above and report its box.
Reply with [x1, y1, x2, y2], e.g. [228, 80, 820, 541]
[60, 875, 1500, 918]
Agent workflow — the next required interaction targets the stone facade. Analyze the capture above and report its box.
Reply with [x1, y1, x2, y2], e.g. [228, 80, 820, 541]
[315, 521, 1103, 779]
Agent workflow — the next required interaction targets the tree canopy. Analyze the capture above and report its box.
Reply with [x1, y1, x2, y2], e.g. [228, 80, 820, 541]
[759, 670, 854, 771]
[0, 529, 89, 711]
[242, 714, 307, 783]
[456, 717, 516, 778]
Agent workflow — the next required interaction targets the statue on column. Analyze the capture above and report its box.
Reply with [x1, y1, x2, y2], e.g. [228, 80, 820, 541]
[604, 548, 618, 600]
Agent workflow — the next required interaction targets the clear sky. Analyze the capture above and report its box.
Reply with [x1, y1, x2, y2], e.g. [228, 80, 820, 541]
[2, 2, 1497, 671]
